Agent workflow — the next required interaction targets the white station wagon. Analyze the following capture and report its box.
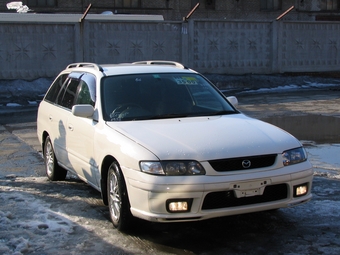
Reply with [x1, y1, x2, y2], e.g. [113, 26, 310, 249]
[37, 61, 313, 231]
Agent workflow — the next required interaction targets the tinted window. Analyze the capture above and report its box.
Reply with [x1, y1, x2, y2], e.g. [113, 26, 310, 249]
[58, 79, 80, 109]
[44, 74, 68, 103]
[75, 81, 95, 106]
[101, 73, 237, 121]
[75, 73, 96, 106]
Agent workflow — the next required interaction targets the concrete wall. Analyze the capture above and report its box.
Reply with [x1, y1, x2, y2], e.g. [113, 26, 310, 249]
[0, 14, 340, 79]
[189, 20, 340, 74]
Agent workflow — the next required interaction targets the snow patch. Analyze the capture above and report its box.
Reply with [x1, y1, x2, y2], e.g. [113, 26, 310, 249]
[6, 103, 21, 107]
[0, 184, 75, 254]
[6, 1, 31, 13]
[238, 82, 340, 94]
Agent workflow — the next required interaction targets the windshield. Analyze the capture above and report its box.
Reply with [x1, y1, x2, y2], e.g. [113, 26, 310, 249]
[101, 73, 238, 121]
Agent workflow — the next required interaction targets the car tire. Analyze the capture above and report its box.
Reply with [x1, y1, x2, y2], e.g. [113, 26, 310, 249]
[107, 161, 134, 231]
[44, 136, 67, 181]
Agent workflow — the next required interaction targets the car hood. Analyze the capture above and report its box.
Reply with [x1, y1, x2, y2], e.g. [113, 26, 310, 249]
[106, 114, 301, 161]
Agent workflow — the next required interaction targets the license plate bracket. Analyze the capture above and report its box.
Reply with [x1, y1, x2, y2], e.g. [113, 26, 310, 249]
[231, 180, 271, 198]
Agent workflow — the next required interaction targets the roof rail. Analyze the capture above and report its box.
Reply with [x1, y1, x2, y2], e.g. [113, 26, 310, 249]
[132, 60, 188, 69]
[66, 62, 104, 72]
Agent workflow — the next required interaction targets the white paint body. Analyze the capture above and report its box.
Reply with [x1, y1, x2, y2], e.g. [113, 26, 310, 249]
[37, 62, 313, 223]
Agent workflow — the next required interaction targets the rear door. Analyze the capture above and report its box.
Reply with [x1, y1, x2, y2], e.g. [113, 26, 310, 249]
[41, 73, 70, 167]
[56, 73, 82, 171]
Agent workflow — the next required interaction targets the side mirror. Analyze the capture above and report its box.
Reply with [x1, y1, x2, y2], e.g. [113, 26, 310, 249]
[227, 96, 238, 107]
[72, 104, 95, 118]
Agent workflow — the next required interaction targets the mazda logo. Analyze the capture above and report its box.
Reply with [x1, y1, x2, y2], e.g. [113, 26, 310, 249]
[242, 160, 251, 169]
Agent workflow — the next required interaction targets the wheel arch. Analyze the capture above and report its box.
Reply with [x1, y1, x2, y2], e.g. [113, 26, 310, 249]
[100, 155, 118, 205]
[41, 131, 50, 153]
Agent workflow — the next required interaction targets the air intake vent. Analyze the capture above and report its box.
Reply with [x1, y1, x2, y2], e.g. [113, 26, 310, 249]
[202, 184, 287, 210]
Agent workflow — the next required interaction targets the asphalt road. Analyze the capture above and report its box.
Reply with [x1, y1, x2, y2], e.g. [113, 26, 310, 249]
[0, 87, 340, 255]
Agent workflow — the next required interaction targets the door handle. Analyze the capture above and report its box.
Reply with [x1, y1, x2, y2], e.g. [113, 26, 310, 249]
[68, 124, 74, 131]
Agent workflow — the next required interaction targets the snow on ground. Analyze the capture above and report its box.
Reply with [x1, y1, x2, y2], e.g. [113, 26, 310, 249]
[0, 180, 74, 254]
[236, 81, 340, 94]
[0, 76, 339, 254]
[0, 176, 122, 255]
[1, 176, 340, 254]
[306, 143, 340, 179]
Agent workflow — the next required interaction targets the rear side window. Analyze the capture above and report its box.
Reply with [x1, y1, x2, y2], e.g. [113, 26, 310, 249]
[44, 74, 68, 103]
[58, 79, 80, 109]
[44, 71, 97, 110]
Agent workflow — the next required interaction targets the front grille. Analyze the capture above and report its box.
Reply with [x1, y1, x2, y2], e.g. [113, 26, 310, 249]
[202, 184, 288, 210]
[208, 154, 277, 172]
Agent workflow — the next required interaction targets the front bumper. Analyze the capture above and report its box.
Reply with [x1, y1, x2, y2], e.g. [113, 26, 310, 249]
[123, 163, 313, 222]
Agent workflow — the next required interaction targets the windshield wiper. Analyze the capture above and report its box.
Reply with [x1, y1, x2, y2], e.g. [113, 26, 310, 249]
[207, 110, 238, 116]
[148, 114, 189, 120]
[128, 111, 237, 121]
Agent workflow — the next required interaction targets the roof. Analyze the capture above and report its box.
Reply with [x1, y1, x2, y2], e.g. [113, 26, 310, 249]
[102, 64, 194, 76]
[63, 61, 195, 76]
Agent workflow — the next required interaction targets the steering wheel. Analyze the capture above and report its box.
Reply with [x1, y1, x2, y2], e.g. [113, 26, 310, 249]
[110, 103, 142, 119]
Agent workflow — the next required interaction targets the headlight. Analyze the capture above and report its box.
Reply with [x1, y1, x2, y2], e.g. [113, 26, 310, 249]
[282, 147, 307, 166]
[140, 162, 164, 175]
[140, 160, 206, 176]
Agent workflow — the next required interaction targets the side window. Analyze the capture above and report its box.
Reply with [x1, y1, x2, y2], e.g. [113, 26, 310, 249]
[320, 0, 339, 11]
[75, 73, 96, 106]
[58, 79, 80, 109]
[75, 81, 95, 106]
[44, 74, 68, 103]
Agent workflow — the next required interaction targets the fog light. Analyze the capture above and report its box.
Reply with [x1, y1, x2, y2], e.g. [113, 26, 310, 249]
[166, 199, 193, 213]
[294, 183, 308, 197]
[170, 202, 188, 211]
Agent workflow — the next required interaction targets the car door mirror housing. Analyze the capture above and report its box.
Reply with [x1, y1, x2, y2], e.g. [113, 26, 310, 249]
[227, 96, 238, 107]
[72, 104, 95, 118]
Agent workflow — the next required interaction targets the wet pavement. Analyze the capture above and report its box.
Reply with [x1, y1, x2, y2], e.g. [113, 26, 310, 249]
[235, 88, 340, 180]
[236, 88, 340, 122]
[0, 86, 340, 254]
[262, 115, 340, 143]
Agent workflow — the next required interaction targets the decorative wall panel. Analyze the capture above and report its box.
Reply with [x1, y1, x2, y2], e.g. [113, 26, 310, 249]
[280, 22, 340, 72]
[84, 22, 182, 64]
[191, 21, 272, 74]
[0, 17, 340, 79]
[0, 24, 76, 79]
